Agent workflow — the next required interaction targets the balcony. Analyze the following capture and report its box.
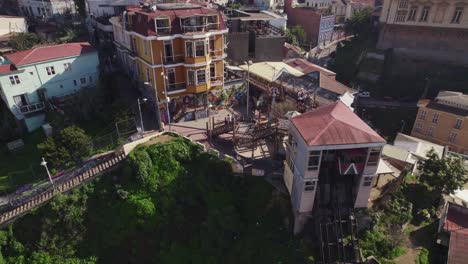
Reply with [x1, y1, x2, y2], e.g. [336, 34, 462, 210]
[163, 54, 184, 65]
[210, 49, 225, 59]
[210, 76, 223, 87]
[181, 16, 220, 33]
[166, 82, 186, 94]
[19, 102, 45, 115]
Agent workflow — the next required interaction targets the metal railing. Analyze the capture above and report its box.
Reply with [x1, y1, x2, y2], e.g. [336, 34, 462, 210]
[210, 76, 223, 86]
[182, 23, 219, 33]
[19, 102, 45, 114]
[167, 82, 186, 93]
[163, 54, 184, 64]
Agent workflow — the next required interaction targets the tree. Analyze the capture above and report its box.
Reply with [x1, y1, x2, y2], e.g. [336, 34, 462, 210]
[74, 0, 86, 18]
[37, 137, 72, 169]
[59, 126, 92, 162]
[8, 32, 44, 51]
[344, 7, 373, 37]
[284, 25, 307, 47]
[418, 149, 468, 196]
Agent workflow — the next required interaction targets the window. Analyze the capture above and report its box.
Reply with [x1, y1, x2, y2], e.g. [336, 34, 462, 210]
[29, 72, 34, 75]
[427, 126, 434, 137]
[73, 80, 77, 86]
[195, 40, 205, 57]
[80, 77, 86, 84]
[9, 75, 20, 85]
[185, 41, 193, 57]
[59, 84, 63, 89]
[146, 68, 150, 83]
[308, 151, 321, 171]
[155, 18, 170, 34]
[304, 181, 315, 192]
[37, 7, 41, 15]
[363, 176, 373, 187]
[415, 121, 423, 133]
[420, 6, 430, 22]
[166, 68, 176, 90]
[196, 69, 206, 85]
[164, 40, 173, 61]
[367, 147, 381, 167]
[209, 36, 215, 55]
[13, 94, 28, 106]
[210, 63, 216, 80]
[143, 40, 147, 55]
[188, 70, 195, 86]
[407, 6, 417, 21]
[396, 10, 407, 22]
[63, 63, 72, 72]
[46, 66, 55, 75]
[399, 0, 408, 9]
[432, 113, 439, 124]
[452, 7, 463, 23]
[448, 132, 457, 143]
[89, 76, 93, 83]
[419, 110, 426, 120]
[131, 38, 137, 53]
[455, 119, 463, 129]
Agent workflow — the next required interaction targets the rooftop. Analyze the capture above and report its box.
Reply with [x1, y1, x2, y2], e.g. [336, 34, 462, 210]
[442, 203, 468, 264]
[284, 58, 336, 78]
[290, 101, 385, 146]
[1, 42, 96, 71]
[435, 91, 468, 110]
[393, 133, 445, 158]
[239, 61, 303, 81]
[420, 99, 468, 117]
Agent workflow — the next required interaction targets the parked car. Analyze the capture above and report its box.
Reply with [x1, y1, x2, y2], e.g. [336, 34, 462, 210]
[358, 92, 371, 98]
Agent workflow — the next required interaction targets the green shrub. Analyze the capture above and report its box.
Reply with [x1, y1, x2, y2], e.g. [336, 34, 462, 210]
[415, 248, 429, 264]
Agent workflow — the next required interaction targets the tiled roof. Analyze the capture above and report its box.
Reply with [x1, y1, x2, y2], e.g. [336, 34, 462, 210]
[443, 203, 468, 264]
[4, 42, 96, 67]
[291, 101, 385, 146]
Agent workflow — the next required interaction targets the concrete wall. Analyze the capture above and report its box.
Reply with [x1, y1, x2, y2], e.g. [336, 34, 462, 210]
[377, 24, 468, 66]
[226, 33, 249, 64]
[255, 36, 285, 62]
[0, 17, 27, 36]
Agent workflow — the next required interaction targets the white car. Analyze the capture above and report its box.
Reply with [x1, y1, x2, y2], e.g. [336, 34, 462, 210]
[358, 92, 371, 98]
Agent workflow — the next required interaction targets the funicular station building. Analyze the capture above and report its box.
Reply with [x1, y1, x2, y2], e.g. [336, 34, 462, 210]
[283, 101, 386, 234]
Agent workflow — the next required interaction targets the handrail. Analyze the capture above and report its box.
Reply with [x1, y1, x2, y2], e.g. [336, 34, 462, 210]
[18, 102, 45, 114]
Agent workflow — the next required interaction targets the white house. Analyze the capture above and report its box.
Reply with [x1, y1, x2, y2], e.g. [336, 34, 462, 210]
[0, 15, 27, 36]
[0, 42, 99, 132]
[284, 101, 386, 233]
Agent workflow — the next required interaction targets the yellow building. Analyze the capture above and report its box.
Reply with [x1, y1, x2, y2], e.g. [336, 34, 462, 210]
[411, 91, 468, 155]
[111, 3, 227, 120]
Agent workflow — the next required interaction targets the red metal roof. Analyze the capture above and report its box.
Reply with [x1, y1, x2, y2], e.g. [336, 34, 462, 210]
[444, 203, 468, 264]
[0, 64, 18, 74]
[4, 42, 96, 67]
[284, 58, 336, 78]
[127, 5, 227, 37]
[290, 101, 385, 146]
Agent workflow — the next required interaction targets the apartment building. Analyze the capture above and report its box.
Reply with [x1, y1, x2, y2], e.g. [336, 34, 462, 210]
[284, 101, 386, 233]
[110, 3, 227, 120]
[18, 0, 76, 18]
[411, 91, 468, 155]
[0, 43, 99, 132]
[378, 0, 468, 66]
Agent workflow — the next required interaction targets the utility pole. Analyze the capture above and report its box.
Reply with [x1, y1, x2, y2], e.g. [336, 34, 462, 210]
[244, 60, 252, 116]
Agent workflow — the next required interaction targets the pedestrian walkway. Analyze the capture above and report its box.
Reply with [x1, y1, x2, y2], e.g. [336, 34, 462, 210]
[0, 153, 125, 227]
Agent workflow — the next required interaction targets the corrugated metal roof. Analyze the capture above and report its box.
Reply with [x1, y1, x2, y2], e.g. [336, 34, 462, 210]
[239, 61, 303, 81]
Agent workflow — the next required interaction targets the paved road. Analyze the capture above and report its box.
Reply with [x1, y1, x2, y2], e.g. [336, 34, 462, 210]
[355, 98, 418, 108]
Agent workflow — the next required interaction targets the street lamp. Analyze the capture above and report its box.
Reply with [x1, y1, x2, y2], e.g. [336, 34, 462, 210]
[137, 97, 147, 135]
[160, 72, 171, 131]
[40, 157, 53, 186]
[244, 60, 253, 116]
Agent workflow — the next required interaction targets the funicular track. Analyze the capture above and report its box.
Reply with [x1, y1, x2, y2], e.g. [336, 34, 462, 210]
[316, 175, 362, 264]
